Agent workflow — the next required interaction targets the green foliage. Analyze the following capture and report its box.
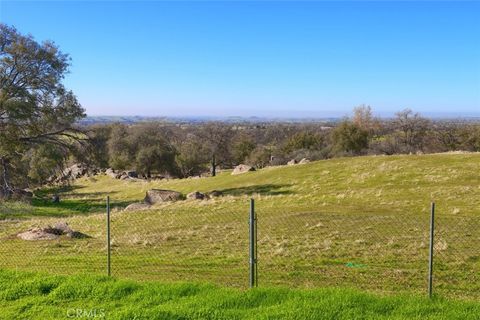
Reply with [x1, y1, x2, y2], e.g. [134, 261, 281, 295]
[199, 123, 235, 176]
[25, 145, 65, 185]
[107, 124, 131, 170]
[283, 131, 324, 154]
[0, 24, 85, 194]
[232, 135, 256, 165]
[331, 121, 369, 154]
[246, 146, 273, 168]
[107, 123, 178, 176]
[0, 269, 479, 319]
[175, 137, 209, 178]
[460, 125, 480, 151]
[130, 124, 177, 177]
[84, 125, 112, 168]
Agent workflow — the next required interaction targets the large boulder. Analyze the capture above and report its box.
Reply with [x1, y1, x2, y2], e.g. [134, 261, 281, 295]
[187, 191, 206, 200]
[232, 164, 255, 175]
[124, 203, 151, 211]
[298, 158, 310, 164]
[144, 189, 183, 204]
[287, 159, 297, 165]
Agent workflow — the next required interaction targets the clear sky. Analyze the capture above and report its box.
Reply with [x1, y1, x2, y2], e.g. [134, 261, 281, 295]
[1, 1, 479, 118]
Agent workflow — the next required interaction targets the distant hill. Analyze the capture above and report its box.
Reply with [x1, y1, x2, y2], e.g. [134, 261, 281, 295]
[78, 115, 480, 126]
[77, 115, 342, 125]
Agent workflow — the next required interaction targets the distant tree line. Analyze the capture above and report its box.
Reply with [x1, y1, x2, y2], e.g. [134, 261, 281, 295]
[1, 23, 479, 198]
[73, 105, 480, 182]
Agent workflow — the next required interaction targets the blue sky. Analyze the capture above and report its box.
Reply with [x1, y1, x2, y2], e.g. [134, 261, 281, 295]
[1, 1, 479, 118]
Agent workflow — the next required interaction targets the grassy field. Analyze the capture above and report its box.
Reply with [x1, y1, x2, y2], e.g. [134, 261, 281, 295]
[0, 153, 479, 299]
[1, 269, 480, 320]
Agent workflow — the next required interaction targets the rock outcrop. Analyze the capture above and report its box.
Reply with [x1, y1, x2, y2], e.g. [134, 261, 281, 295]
[144, 189, 184, 204]
[17, 222, 88, 241]
[287, 159, 297, 165]
[232, 164, 255, 175]
[48, 163, 100, 184]
[298, 158, 310, 164]
[124, 203, 151, 211]
[207, 190, 223, 198]
[186, 191, 206, 200]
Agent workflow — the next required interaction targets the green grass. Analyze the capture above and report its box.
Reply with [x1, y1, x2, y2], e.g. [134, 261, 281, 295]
[1, 269, 479, 320]
[0, 153, 479, 299]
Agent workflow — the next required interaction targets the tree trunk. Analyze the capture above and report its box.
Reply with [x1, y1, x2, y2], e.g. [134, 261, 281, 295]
[211, 155, 216, 177]
[0, 157, 13, 199]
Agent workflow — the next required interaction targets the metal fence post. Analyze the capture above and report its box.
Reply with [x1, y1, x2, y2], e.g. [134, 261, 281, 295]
[428, 202, 435, 298]
[249, 198, 257, 288]
[107, 196, 111, 277]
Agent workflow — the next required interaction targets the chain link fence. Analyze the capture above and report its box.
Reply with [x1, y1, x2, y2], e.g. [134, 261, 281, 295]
[0, 199, 478, 300]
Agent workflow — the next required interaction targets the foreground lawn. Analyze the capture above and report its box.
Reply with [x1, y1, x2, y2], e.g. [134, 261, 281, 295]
[1, 269, 479, 320]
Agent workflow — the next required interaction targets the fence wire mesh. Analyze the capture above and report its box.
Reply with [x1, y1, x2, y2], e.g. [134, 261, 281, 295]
[256, 209, 430, 294]
[0, 199, 478, 300]
[434, 213, 480, 299]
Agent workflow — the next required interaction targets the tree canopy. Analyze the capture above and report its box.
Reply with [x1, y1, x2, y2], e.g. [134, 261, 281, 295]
[0, 24, 85, 197]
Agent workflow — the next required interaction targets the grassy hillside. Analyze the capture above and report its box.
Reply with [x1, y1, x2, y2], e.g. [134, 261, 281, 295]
[1, 269, 480, 320]
[0, 153, 479, 299]
[4, 152, 479, 217]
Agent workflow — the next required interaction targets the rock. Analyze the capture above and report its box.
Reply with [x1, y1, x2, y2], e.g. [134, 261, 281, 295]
[299, 158, 310, 164]
[187, 191, 206, 200]
[287, 159, 297, 165]
[106, 168, 116, 178]
[125, 171, 138, 178]
[106, 168, 123, 179]
[207, 190, 223, 198]
[66, 163, 88, 179]
[124, 203, 151, 211]
[18, 228, 59, 241]
[62, 163, 88, 180]
[53, 221, 73, 234]
[115, 171, 138, 180]
[232, 164, 255, 175]
[144, 189, 183, 204]
[51, 163, 100, 183]
[65, 231, 89, 239]
[17, 222, 88, 241]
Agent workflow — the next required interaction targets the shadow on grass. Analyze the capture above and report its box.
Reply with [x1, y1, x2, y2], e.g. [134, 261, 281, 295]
[216, 184, 294, 196]
[32, 198, 130, 215]
[0, 185, 129, 219]
[34, 184, 85, 198]
[17, 184, 127, 217]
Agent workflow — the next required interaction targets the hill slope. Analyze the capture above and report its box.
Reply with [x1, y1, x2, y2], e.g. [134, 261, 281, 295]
[0, 153, 479, 299]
